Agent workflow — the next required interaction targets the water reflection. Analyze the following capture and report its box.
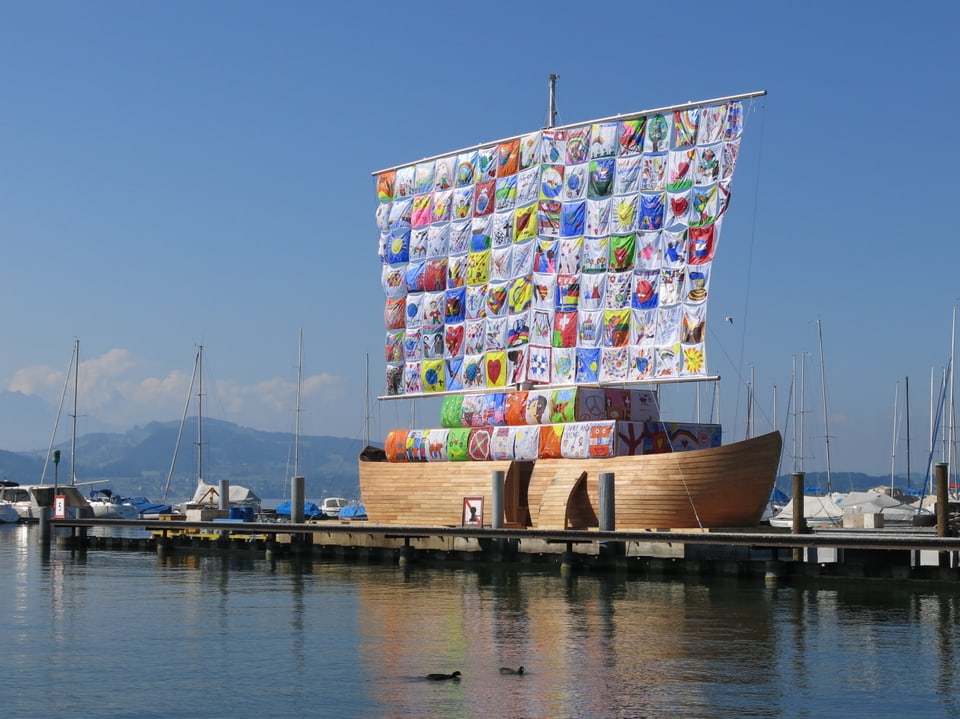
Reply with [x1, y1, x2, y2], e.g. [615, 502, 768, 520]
[3, 525, 960, 718]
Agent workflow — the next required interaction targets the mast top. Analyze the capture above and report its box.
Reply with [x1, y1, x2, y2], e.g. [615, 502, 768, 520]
[547, 73, 559, 129]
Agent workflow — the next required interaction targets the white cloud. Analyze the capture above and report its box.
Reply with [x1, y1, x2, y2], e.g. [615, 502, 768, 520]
[6, 348, 351, 438]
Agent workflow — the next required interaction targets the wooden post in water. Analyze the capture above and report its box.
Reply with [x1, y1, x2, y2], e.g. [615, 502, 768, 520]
[792, 472, 805, 563]
[935, 463, 949, 536]
[491, 471, 504, 529]
[935, 462, 949, 568]
[598, 471, 621, 559]
[599, 472, 615, 531]
[218, 479, 231, 540]
[38, 506, 51, 548]
[291, 476, 305, 524]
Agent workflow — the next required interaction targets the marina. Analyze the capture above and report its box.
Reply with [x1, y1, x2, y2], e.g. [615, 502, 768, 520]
[46, 515, 960, 586]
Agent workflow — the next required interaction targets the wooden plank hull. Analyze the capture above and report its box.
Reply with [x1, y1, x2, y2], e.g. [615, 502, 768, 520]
[359, 431, 782, 530]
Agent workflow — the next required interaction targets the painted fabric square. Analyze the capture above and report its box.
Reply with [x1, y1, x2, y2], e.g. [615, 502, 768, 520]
[385, 429, 408, 461]
[446, 428, 471, 461]
[467, 427, 493, 462]
[559, 422, 591, 459]
[424, 429, 450, 461]
[468, 426, 493, 460]
[538, 424, 564, 459]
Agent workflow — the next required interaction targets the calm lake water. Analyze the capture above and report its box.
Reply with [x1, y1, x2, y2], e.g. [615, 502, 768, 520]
[3, 522, 960, 719]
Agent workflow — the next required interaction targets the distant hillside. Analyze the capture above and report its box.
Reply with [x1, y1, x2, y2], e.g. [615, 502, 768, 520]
[774, 470, 932, 495]
[1, 422, 926, 507]
[0, 418, 367, 503]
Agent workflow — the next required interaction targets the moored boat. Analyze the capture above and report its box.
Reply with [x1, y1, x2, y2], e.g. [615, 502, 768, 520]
[87, 488, 140, 520]
[0, 500, 19, 523]
[362, 86, 779, 529]
[0, 482, 93, 522]
[361, 431, 781, 529]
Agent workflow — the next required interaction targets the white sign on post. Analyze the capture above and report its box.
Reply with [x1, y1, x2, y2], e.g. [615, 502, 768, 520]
[54, 495, 67, 519]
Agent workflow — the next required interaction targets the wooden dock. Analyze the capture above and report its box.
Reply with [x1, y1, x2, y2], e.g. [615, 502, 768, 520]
[46, 516, 960, 584]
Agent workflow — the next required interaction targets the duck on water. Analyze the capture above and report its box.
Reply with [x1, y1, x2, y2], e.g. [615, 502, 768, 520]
[426, 671, 461, 681]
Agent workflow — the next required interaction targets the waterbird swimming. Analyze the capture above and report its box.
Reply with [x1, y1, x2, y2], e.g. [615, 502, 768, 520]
[426, 671, 461, 681]
[499, 666, 524, 675]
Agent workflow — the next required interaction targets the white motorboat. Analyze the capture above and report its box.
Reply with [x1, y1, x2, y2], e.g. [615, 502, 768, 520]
[0, 482, 93, 521]
[0, 501, 19, 523]
[87, 488, 140, 520]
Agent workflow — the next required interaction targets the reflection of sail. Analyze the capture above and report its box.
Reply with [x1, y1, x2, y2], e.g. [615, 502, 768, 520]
[356, 570, 779, 718]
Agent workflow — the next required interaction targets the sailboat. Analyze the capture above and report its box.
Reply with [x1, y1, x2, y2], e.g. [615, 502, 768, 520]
[274, 330, 330, 521]
[169, 346, 261, 514]
[55, 340, 140, 520]
[360, 85, 782, 530]
[1, 340, 94, 521]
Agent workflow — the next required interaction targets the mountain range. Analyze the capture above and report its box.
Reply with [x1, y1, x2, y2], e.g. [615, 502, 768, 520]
[0, 414, 924, 508]
[0, 417, 366, 504]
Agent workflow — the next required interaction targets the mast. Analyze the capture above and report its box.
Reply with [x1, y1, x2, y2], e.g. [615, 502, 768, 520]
[364, 353, 370, 447]
[817, 319, 833, 494]
[905, 375, 912, 492]
[196, 345, 204, 485]
[950, 305, 957, 492]
[547, 73, 559, 128]
[70, 338, 79, 486]
[799, 354, 806, 474]
[890, 381, 899, 491]
[930, 366, 935, 463]
[295, 329, 302, 478]
[791, 355, 798, 473]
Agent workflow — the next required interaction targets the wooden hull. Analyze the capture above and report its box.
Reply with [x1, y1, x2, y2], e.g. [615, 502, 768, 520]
[359, 431, 782, 530]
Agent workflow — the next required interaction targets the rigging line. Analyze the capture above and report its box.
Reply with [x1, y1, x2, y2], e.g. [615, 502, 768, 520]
[731, 98, 767, 443]
[39, 343, 77, 486]
[162, 349, 199, 502]
[920, 361, 951, 511]
[650, 390, 705, 530]
[775, 373, 795, 481]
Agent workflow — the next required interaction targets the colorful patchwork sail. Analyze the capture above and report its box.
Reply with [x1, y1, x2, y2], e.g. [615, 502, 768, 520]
[361, 87, 785, 531]
[375, 93, 754, 397]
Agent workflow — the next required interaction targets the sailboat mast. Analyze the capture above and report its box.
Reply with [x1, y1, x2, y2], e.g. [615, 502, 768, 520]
[295, 329, 302, 478]
[949, 305, 956, 491]
[70, 338, 79, 486]
[817, 319, 833, 494]
[890, 381, 899, 491]
[906, 375, 912, 492]
[197, 345, 203, 484]
[791, 355, 798, 473]
[799, 354, 806, 474]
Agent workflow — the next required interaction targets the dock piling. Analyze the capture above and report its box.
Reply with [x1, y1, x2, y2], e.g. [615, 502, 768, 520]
[491, 471, 504, 530]
[598, 472, 621, 558]
[38, 506, 51, 547]
[936, 463, 950, 568]
[791, 472, 805, 563]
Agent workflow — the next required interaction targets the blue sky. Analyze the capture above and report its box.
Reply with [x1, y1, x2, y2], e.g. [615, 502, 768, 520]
[1, 1, 957, 480]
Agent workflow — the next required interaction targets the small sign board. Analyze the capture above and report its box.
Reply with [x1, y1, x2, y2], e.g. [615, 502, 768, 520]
[462, 496, 483, 527]
[54, 495, 67, 519]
